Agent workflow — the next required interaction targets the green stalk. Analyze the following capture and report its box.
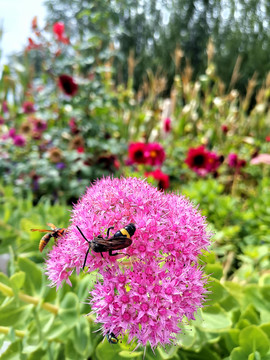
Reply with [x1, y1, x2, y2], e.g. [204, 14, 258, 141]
[0, 326, 25, 338]
[0, 281, 58, 315]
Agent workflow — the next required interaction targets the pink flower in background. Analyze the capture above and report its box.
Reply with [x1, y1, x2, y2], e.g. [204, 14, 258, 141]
[45, 177, 211, 349]
[13, 135, 26, 147]
[145, 143, 166, 166]
[22, 101, 35, 114]
[185, 146, 221, 176]
[0, 116, 4, 125]
[58, 75, 78, 96]
[145, 168, 170, 190]
[251, 154, 270, 165]
[227, 153, 246, 169]
[9, 128, 16, 138]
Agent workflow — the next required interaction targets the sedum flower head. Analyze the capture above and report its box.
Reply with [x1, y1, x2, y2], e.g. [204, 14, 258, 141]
[45, 177, 211, 348]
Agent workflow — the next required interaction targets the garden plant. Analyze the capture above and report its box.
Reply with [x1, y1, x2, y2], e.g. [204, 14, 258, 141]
[1, 3, 270, 359]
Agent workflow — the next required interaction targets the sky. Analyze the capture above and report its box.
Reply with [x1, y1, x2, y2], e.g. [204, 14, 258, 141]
[0, 0, 46, 63]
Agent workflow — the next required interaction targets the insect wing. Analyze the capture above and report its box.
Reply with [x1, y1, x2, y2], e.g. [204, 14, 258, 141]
[47, 223, 57, 230]
[31, 229, 53, 233]
[97, 236, 132, 250]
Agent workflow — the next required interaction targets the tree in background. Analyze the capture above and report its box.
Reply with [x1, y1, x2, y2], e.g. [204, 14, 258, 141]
[43, 0, 270, 95]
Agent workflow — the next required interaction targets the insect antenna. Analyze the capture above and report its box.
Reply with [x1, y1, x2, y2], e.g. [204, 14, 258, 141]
[76, 226, 91, 243]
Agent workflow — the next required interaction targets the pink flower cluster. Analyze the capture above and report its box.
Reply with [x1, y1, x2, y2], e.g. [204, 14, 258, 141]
[45, 177, 211, 348]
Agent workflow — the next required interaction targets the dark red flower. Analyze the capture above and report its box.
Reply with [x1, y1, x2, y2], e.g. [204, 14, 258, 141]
[128, 142, 147, 164]
[221, 124, 229, 134]
[145, 143, 166, 166]
[163, 117, 172, 133]
[22, 101, 35, 114]
[265, 135, 270, 142]
[32, 118, 47, 133]
[52, 22, 69, 44]
[145, 169, 170, 190]
[96, 154, 120, 171]
[185, 146, 221, 176]
[58, 75, 78, 96]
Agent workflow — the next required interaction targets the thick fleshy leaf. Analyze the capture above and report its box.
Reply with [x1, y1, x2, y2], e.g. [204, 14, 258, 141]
[239, 325, 269, 356]
[207, 277, 228, 305]
[199, 304, 232, 332]
[18, 258, 42, 295]
[59, 292, 79, 327]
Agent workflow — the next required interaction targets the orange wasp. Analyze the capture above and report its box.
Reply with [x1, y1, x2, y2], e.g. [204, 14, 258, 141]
[31, 223, 67, 252]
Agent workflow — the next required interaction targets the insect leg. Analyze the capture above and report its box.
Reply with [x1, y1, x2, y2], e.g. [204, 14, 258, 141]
[82, 245, 91, 270]
[106, 227, 114, 238]
[109, 250, 129, 257]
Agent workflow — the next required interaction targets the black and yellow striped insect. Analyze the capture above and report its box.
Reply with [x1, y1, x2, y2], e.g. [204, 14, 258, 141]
[76, 223, 136, 269]
[106, 331, 118, 344]
[31, 223, 67, 252]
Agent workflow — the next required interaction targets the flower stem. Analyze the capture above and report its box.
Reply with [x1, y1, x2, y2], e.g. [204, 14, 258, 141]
[0, 326, 25, 338]
[0, 281, 95, 322]
[0, 281, 58, 315]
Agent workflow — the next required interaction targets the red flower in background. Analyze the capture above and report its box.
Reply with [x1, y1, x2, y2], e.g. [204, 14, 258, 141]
[22, 101, 35, 114]
[128, 142, 166, 166]
[26, 38, 41, 51]
[265, 135, 270, 142]
[128, 142, 147, 164]
[31, 16, 38, 30]
[58, 75, 78, 96]
[145, 169, 170, 190]
[145, 143, 166, 166]
[185, 146, 221, 176]
[52, 22, 69, 44]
